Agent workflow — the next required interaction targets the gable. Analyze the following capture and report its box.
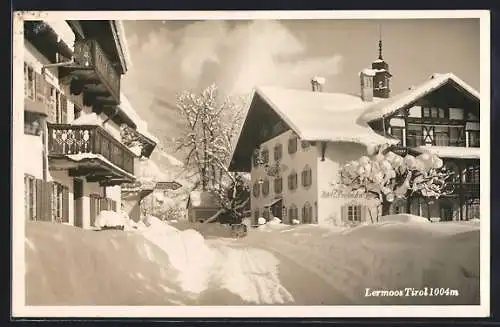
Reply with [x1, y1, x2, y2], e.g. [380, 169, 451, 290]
[359, 74, 480, 123]
[229, 93, 292, 172]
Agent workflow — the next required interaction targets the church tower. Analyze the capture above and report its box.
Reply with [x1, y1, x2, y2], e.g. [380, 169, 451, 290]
[371, 28, 392, 98]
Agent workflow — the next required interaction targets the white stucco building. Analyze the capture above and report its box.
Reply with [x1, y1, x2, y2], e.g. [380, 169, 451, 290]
[229, 42, 480, 225]
[23, 20, 157, 228]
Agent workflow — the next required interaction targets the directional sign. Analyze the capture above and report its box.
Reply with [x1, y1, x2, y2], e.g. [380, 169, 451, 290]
[155, 181, 183, 191]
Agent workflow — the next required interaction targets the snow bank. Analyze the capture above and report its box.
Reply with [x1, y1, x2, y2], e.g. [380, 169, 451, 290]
[379, 214, 431, 224]
[249, 217, 480, 304]
[95, 210, 127, 229]
[258, 217, 267, 225]
[127, 215, 216, 294]
[268, 217, 282, 225]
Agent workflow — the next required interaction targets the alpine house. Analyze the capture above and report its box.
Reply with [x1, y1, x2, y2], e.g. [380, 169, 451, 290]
[228, 39, 480, 226]
[23, 20, 158, 228]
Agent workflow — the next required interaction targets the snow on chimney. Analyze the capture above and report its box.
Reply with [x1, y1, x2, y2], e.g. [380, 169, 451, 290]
[359, 68, 376, 102]
[311, 76, 325, 92]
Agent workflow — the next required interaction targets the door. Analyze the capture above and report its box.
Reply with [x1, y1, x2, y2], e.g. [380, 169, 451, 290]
[270, 199, 283, 220]
[73, 179, 83, 227]
[440, 201, 454, 221]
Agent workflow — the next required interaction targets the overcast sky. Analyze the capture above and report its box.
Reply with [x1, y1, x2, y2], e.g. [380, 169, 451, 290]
[120, 18, 480, 152]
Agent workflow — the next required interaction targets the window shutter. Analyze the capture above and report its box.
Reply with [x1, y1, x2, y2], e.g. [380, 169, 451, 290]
[34, 72, 46, 105]
[35, 179, 43, 221]
[46, 181, 54, 222]
[60, 93, 68, 124]
[62, 186, 69, 223]
[341, 204, 347, 223]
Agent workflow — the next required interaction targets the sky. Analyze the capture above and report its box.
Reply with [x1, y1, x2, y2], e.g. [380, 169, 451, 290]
[120, 18, 480, 157]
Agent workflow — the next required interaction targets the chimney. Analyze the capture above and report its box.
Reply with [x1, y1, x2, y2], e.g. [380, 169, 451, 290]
[359, 69, 375, 102]
[311, 76, 326, 92]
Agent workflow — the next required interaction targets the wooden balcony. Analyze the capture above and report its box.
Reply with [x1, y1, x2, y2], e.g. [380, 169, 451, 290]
[60, 39, 121, 107]
[47, 124, 136, 186]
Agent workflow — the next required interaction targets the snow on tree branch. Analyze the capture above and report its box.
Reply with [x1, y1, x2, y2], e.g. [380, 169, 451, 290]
[336, 144, 454, 220]
[176, 84, 249, 224]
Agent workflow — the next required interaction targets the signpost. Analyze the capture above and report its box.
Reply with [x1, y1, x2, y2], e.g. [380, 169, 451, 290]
[155, 181, 183, 191]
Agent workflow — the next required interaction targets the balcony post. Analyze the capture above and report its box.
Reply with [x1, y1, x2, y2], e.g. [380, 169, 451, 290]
[459, 161, 464, 221]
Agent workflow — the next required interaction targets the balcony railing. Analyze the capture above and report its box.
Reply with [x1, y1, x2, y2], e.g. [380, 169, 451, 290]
[73, 39, 121, 104]
[47, 124, 134, 175]
[405, 135, 466, 148]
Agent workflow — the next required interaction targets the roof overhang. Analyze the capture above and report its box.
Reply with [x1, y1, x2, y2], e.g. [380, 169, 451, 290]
[48, 154, 136, 186]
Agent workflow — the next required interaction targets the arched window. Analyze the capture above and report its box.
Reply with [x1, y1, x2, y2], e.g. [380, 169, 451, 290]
[302, 202, 313, 224]
[262, 179, 270, 196]
[301, 165, 312, 187]
[252, 182, 260, 198]
[274, 176, 283, 194]
[288, 171, 298, 190]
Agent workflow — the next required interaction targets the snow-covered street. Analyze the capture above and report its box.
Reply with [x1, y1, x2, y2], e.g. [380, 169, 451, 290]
[25, 216, 480, 306]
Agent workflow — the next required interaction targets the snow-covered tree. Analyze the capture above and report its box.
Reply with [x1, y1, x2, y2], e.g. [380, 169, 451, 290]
[337, 145, 454, 220]
[176, 84, 250, 224]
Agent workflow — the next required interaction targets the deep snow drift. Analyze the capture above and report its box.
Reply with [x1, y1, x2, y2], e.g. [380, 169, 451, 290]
[247, 215, 480, 305]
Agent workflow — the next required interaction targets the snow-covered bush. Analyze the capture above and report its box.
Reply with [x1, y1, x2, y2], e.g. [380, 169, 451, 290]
[95, 210, 127, 229]
[258, 217, 267, 225]
[292, 219, 300, 225]
[337, 144, 453, 220]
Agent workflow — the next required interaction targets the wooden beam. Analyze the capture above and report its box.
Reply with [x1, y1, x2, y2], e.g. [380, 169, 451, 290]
[69, 167, 96, 177]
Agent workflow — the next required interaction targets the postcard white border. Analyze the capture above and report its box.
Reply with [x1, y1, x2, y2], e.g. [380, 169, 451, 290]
[12, 10, 491, 318]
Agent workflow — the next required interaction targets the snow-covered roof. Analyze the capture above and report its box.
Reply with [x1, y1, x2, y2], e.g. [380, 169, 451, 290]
[187, 191, 219, 209]
[44, 20, 75, 49]
[358, 73, 480, 123]
[255, 86, 398, 147]
[412, 146, 481, 160]
[70, 113, 101, 125]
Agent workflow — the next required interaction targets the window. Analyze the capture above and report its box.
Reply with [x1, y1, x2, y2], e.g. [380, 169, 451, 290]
[274, 176, 283, 194]
[346, 205, 362, 222]
[24, 112, 42, 136]
[288, 204, 298, 222]
[391, 127, 404, 144]
[252, 150, 261, 167]
[301, 140, 310, 149]
[288, 136, 298, 154]
[423, 107, 430, 118]
[467, 202, 480, 220]
[252, 182, 260, 198]
[261, 148, 269, 164]
[423, 107, 447, 119]
[24, 63, 35, 100]
[24, 174, 36, 221]
[274, 143, 283, 161]
[288, 171, 298, 190]
[74, 104, 82, 120]
[262, 179, 270, 196]
[302, 202, 313, 224]
[301, 166, 312, 187]
[406, 125, 423, 147]
[450, 126, 465, 146]
[469, 131, 480, 147]
[465, 166, 480, 184]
